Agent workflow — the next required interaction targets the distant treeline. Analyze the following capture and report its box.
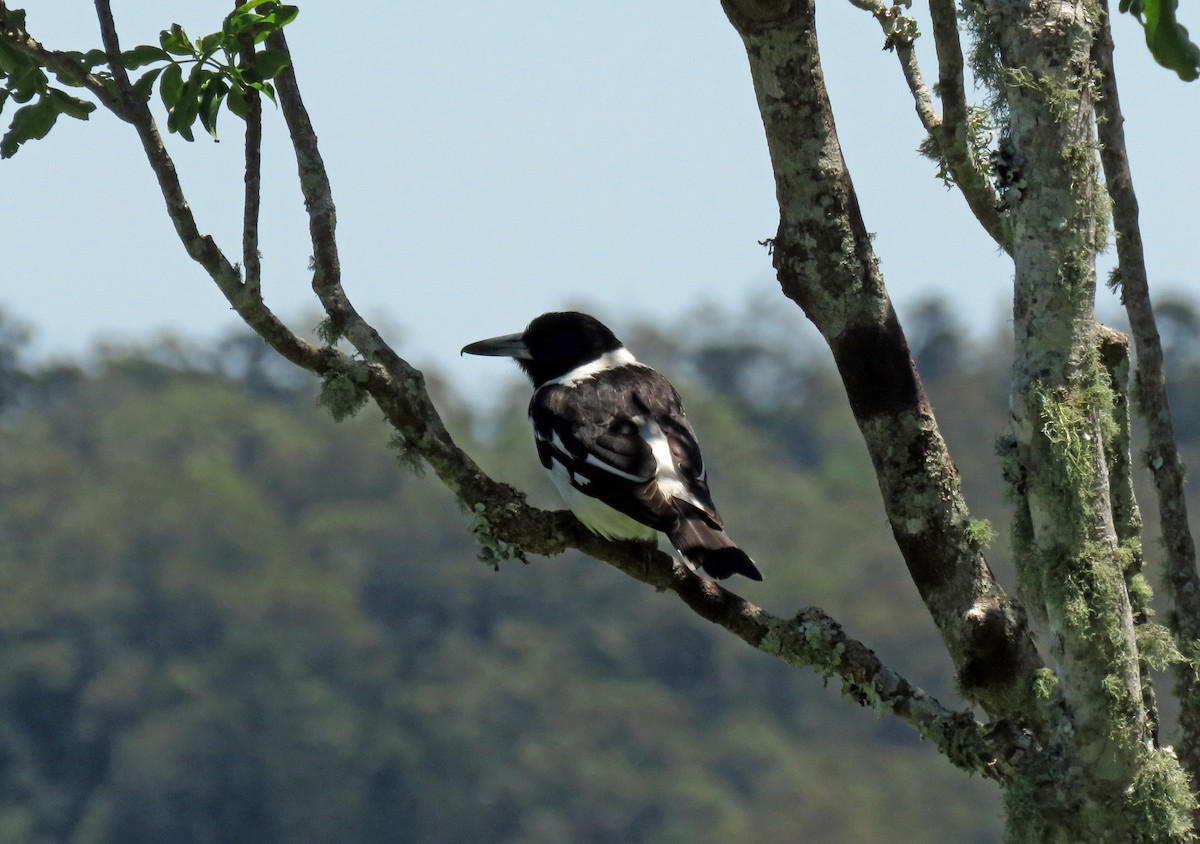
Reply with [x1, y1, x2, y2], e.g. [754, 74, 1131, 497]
[1, 294, 1199, 843]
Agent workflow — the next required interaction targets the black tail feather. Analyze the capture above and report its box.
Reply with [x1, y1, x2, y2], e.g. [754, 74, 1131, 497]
[688, 545, 763, 581]
[669, 508, 762, 581]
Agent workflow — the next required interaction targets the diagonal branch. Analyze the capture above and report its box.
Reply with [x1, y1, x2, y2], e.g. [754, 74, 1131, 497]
[542, 527, 1038, 783]
[845, 0, 940, 128]
[722, 0, 1047, 733]
[1092, 0, 1200, 789]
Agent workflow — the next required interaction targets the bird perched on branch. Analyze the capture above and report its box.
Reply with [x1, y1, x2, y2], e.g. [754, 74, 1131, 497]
[462, 311, 761, 581]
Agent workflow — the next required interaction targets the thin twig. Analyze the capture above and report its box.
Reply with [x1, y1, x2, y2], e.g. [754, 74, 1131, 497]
[846, 0, 940, 130]
[844, 0, 1010, 252]
[1092, 0, 1200, 790]
[91, 0, 326, 373]
[237, 17, 263, 298]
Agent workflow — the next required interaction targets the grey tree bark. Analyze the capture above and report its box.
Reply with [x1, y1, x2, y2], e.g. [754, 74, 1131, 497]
[3, 0, 1199, 838]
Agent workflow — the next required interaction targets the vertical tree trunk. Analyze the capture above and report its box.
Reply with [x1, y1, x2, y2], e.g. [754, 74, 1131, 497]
[721, 0, 1195, 837]
[989, 0, 1146, 790]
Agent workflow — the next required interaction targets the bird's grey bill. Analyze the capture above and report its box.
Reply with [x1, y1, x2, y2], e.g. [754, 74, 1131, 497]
[460, 332, 533, 360]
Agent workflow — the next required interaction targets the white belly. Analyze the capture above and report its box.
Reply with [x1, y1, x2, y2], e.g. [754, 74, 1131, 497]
[547, 460, 656, 541]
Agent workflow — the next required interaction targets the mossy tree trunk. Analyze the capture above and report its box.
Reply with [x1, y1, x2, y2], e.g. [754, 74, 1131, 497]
[722, 0, 1196, 838]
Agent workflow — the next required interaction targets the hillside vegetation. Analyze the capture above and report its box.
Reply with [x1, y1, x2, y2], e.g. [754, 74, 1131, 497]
[2, 297, 1199, 842]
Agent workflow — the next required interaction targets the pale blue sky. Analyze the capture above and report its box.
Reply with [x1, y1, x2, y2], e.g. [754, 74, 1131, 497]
[4, 2, 1197, 394]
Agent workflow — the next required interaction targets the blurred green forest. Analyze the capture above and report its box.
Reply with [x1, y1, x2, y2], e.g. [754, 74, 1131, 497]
[3, 296, 1200, 843]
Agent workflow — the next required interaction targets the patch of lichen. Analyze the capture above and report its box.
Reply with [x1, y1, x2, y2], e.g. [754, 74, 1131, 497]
[959, 0, 1008, 115]
[1034, 339, 1118, 542]
[1025, 335, 1150, 749]
[1122, 747, 1197, 842]
[317, 358, 370, 423]
[468, 503, 528, 570]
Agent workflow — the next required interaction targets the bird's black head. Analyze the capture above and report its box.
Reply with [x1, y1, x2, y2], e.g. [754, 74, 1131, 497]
[461, 311, 625, 387]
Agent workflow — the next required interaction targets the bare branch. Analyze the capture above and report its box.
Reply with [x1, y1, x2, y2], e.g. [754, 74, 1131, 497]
[844, 0, 1010, 252]
[238, 18, 263, 299]
[89, 0, 329, 376]
[927, 0, 966, 134]
[1093, 0, 1200, 789]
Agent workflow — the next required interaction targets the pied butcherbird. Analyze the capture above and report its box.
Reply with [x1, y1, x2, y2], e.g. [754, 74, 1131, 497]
[462, 311, 761, 581]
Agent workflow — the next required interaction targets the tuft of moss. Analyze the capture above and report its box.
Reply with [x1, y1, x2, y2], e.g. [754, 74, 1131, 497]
[1123, 747, 1197, 842]
[387, 431, 425, 476]
[317, 362, 369, 423]
[468, 503, 527, 570]
[966, 517, 997, 550]
[1136, 623, 1184, 673]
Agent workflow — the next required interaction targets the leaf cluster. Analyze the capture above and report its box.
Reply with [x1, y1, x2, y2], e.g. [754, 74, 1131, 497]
[0, 8, 95, 158]
[0, 1, 297, 157]
[121, 0, 298, 141]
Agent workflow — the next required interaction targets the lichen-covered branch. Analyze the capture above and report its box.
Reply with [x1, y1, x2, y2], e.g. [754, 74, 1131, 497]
[975, 0, 1189, 830]
[924, 0, 1010, 253]
[1092, 0, 1200, 793]
[1098, 325, 1162, 744]
[719, 0, 1045, 733]
[844, 0, 938, 127]
[570, 533, 1039, 782]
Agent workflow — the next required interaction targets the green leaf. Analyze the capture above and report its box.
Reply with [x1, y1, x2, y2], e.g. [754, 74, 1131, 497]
[243, 80, 277, 104]
[131, 66, 165, 101]
[198, 31, 224, 57]
[1, 98, 59, 158]
[1140, 0, 1200, 80]
[266, 5, 300, 28]
[81, 48, 109, 69]
[159, 61, 183, 109]
[197, 76, 228, 139]
[225, 81, 249, 119]
[121, 44, 169, 70]
[8, 62, 48, 102]
[252, 49, 291, 79]
[44, 88, 95, 120]
[232, 0, 280, 13]
[159, 24, 193, 57]
[167, 68, 205, 140]
[223, 11, 264, 38]
[49, 51, 104, 88]
[0, 39, 25, 75]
